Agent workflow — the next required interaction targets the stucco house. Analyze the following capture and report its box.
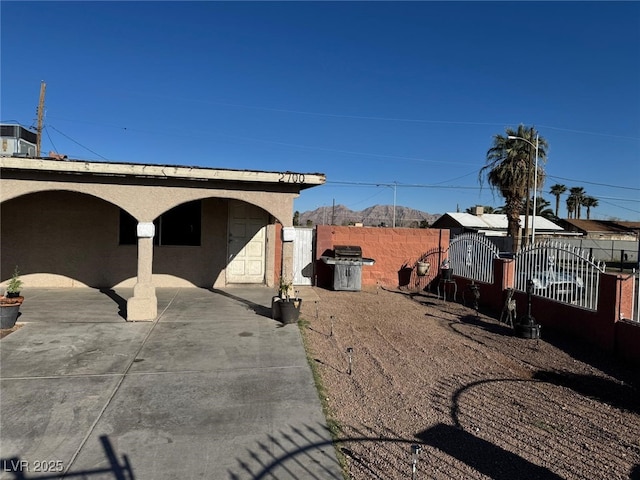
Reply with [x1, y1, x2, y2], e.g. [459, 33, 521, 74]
[0, 156, 324, 320]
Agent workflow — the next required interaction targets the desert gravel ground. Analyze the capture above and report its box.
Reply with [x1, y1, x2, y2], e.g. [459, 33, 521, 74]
[300, 286, 640, 480]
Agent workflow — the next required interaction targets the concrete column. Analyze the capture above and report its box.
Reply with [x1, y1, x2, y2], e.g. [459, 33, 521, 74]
[281, 226, 295, 295]
[127, 222, 158, 321]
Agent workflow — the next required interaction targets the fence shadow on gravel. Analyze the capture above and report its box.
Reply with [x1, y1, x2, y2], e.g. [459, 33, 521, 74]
[533, 370, 640, 414]
[227, 419, 566, 480]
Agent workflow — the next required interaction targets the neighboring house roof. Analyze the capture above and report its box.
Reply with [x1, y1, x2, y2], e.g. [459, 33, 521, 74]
[432, 212, 563, 234]
[608, 221, 640, 232]
[559, 219, 640, 237]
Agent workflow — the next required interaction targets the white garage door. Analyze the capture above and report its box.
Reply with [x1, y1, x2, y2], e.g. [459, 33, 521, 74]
[227, 201, 268, 284]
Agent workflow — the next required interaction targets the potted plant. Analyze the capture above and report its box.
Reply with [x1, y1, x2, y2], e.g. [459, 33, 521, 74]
[272, 276, 302, 324]
[416, 261, 430, 277]
[6, 266, 23, 298]
[0, 295, 23, 329]
[1, 267, 24, 329]
[440, 259, 453, 280]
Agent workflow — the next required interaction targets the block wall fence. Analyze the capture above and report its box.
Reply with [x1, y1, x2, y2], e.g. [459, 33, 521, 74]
[314, 225, 449, 290]
[311, 225, 639, 365]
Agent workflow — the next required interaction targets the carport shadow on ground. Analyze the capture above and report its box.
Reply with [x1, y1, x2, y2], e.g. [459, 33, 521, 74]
[1, 436, 133, 479]
[94, 287, 275, 321]
[98, 288, 128, 320]
[209, 288, 272, 318]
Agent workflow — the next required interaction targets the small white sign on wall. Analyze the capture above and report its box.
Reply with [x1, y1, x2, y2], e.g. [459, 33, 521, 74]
[137, 222, 155, 238]
[282, 227, 296, 242]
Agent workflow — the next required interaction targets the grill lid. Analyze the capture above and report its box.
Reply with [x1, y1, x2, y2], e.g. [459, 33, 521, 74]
[333, 245, 362, 258]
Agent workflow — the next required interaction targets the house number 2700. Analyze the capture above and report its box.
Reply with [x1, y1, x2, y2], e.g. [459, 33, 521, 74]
[279, 173, 305, 183]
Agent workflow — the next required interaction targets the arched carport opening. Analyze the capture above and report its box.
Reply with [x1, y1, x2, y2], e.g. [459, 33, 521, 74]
[1, 190, 283, 290]
[118, 197, 281, 289]
[1, 190, 137, 288]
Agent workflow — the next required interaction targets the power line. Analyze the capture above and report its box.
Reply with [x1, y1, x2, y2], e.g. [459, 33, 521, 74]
[325, 180, 482, 190]
[547, 175, 640, 191]
[43, 126, 59, 155]
[48, 125, 108, 160]
[102, 90, 640, 141]
[46, 114, 478, 166]
[598, 198, 640, 215]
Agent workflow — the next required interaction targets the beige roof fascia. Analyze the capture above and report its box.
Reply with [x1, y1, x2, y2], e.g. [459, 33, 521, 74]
[0, 157, 326, 189]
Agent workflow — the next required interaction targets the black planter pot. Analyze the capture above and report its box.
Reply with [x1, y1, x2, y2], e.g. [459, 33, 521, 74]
[0, 304, 20, 329]
[515, 316, 541, 339]
[279, 299, 302, 325]
[441, 268, 453, 280]
[271, 296, 282, 320]
[6, 292, 20, 298]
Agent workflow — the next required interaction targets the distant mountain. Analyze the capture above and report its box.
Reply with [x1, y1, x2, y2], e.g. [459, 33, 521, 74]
[298, 204, 441, 227]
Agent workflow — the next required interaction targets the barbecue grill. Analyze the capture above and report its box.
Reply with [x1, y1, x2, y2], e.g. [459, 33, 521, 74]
[321, 245, 375, 291]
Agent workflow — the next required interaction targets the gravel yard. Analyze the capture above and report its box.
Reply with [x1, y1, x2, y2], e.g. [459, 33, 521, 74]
[300, 286, 640, 480]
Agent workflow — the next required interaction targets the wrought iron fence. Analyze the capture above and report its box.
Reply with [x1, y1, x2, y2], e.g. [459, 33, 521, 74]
[414, 233, 500, 288]
[447, 233, 500, 284]
[514, 240, 606, 310]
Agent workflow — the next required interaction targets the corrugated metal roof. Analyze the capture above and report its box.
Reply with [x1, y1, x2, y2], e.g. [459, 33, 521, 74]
[442, 213, 562, 231]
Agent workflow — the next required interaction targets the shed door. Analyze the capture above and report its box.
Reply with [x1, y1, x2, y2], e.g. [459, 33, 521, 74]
[227, 201, 268, 284]
[293, 227, 314, 285]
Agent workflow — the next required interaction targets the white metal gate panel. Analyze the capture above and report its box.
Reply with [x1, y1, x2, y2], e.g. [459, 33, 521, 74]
[448, 233, 500, 284]
[293, 227, 314, 285]
[514, 240, 605, 310]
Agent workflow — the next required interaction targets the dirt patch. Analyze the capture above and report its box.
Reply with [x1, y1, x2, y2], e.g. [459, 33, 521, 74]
[300, 286, 640, 479]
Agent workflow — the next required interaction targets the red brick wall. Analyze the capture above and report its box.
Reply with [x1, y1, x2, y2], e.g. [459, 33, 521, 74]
[615, 320, 640, 364]
[315, 225, 449, 289]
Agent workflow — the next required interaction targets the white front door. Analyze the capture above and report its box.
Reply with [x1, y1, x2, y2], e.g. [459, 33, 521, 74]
[227, 201, 268, 284]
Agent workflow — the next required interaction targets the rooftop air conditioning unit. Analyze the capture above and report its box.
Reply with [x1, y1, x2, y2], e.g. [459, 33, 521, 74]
[0, 124, 37, 157]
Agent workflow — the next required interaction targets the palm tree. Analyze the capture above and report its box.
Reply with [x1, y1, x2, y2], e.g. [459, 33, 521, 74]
[582, 196, 599, 219]
[480, 125, 548, 252]
[549, 184, 567, 218]
[568, 187, 586, 219]
[526, 196, 555, 220]
[566, 196, 575, 219]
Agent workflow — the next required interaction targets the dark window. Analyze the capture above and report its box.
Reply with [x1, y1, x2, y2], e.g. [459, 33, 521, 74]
[119, 200, 202, 246]
[119, 210, 138, 245]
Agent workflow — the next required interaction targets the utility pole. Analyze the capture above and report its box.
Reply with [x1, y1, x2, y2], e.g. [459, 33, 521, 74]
[36, 81, 46, 157]
[521, 127, 534, 248]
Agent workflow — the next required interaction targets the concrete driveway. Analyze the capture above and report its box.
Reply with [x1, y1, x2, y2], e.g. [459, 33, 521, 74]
[0, 287, 341, 480]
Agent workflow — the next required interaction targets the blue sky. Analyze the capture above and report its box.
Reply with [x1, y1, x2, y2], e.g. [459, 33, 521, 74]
[2, 1, 639, 220]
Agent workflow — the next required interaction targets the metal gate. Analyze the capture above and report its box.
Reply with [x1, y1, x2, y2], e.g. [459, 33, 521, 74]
[293, 227, 314, 285]
[414, 232, 500, 288]
[514, 240, 606, 310]
[447, 233, 500, 283]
